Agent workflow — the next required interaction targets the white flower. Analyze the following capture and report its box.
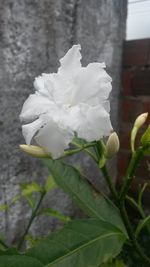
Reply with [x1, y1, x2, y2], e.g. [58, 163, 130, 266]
[20, 45, 113, 159]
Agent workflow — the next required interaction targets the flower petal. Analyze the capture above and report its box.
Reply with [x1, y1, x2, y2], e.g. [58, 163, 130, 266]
[22, 118, 43, 145]
[20, 44, 113, 157]
[34, 74, 54, 99]
[69, 104, 112, 142]
[58, 44, 82, 78]
[71, 63, 112, 105]
[35, 117, 74, 159]
[49, 73, 72, 105]
[20, 93, 57, 123]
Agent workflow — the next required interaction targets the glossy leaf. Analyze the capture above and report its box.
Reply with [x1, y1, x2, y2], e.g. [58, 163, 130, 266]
[44, 159, 127, 235]
[27, 219, 126, 267]
[0, 255, 43, 267]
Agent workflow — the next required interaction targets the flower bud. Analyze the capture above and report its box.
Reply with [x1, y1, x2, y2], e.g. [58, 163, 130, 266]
[20, 144, 51, 158]
[131, 112, 148, 152]
[134, 113, 148, 129]
[106, 132, 120, 158]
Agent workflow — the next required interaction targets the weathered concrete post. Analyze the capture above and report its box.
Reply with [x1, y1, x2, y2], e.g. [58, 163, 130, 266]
[0, 0, 127, 243]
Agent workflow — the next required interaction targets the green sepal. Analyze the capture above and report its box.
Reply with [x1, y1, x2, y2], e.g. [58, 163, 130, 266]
[141, 125, 150, 154]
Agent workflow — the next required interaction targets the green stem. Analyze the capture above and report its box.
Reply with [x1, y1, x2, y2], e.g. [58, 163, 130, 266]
[126, 195, 145, 219]
[62, 143, 96, 158]
[120, 148, 144, 201]
[71, 141, 98, 162]
[119, 203, 150, 265]
[126, 195, 150, 234]
[101, 165, 118, 203]
[17, 192, 45, 250]
[99, 162, 150, 265]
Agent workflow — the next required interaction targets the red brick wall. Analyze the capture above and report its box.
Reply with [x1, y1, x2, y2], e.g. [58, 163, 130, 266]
[118, 39, 150, 204]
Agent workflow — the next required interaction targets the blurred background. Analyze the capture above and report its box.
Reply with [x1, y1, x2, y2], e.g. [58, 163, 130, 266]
[118, 0, 150, 208]
[0, 0, 149, 245]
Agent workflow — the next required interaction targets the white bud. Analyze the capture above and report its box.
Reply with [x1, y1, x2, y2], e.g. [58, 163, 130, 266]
[19, 145, 51, 158]
[134, 113, 148, 129]
[131, 113, 148, 152]
[106, 132, 120, 158]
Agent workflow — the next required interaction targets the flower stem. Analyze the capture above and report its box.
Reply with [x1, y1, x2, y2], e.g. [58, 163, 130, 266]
[126, 195, 146, 219]
[119, 148, 144, 201]
[119, 203, 150, 265]
[17, 191, 45, 250]
[99, 162, 150, 265]
[60, 142, 97, 163]
[100, 165, 118, 203]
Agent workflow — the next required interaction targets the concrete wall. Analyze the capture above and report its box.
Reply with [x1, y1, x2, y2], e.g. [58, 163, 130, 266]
[0, 0, 127, 245]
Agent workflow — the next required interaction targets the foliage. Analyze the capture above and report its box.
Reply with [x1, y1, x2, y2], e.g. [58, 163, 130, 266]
[0, 115, 150, 267]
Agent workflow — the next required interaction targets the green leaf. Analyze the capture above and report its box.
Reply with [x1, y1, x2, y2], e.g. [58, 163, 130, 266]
[44, 176, 57, 193]
[0, 205, 9, 212]
[10, 195, 21, 205]
[101, 259, 127, 267]
[96, 141, 107, 167]
[135, 215, 150, 237]
[38, 208, 71, 223]
[0, 255, 43, 267]
[23, 194, 36, 209]
[20, 182, 43, 196]
[99, 154, 106, 168]
[44, 159, 127, 236]
[27, 219, 126, 267]
[25, 234, 41, 248]
[0, 247, 19, 256]
[141, 125, 150, 154]
[20, 182, 43, 209]
[141, 125, 150, 145]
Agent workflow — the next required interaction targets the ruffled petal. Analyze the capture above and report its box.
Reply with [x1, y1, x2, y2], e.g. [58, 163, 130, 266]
[71, 63, 112, 106]
[34, 74, 54, 99]
[49, 73, 72, 105]
[69, 104, 112, 142]
[20, 93, 57, 123]
[58, 44, 82, 78]
[22, 118, 43, 145]
[35, 117, 74, 159]
[20, 44, 113, 158]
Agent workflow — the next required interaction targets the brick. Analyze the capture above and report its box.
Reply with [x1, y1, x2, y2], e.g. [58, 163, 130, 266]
[131, 70, 150, 96]
[118, 152, 130, 176]
[136, 156, 150, 179]
[121, 98, 143, 123]
[142, 100, 150, 124]
[122, 70, 132, 96]
[120, 132, 130, 150]
[123, 39, 150, 66]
